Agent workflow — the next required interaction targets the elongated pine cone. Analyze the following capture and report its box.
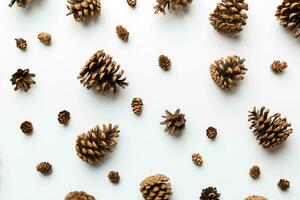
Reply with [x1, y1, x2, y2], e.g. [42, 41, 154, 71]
[200, 186, 220, 200]
[154, 0, 193, 15]
[76, 124, 119, 164]
[9, 0, 32, 7]
[158, 55, 171, 70]
[108, 171, 120, 183]
[65, 191, 96, 200]
[249, 165, 260, 179]
[131, 97, 143, 115]
[20, 121, 33, 134]
[10, 68, 36, 92]
[245, 195, 268, 200]
[58, 110, 71, 125]
[271, 60, 288, 73]
[278, 179, 290, 190]
[209, 0, 248, 33]
[66, 0, 101, 22]
[116, 25, 129, 42]
[36, 162, 52, 175]
[161, 109, 186, 135]
[192, 153, 203, 166]
[210, 55, 247, 90]
[15, 38, 27, 50]
[78, 50, 128, 95]
[248, 106, 293, 149]
[276, 0, 300, 38]
[140, 174, 172, 200]
[38, 32, 51, 45]
[206, 126, 217, 139]
[127, 0, 136, 7]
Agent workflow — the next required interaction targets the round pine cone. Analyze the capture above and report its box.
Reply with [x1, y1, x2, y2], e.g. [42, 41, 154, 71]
[67, 0, 101, 22]
[206, 126, 217, 139]
[158, 55, 171, 70]
[20, 121, 33, 134]
[140, 174, 172, 200]
[15, 38, 27, 50]
[127, 0, 136, 7]
[154, 0, 193, 15]
[278, 179, 290, 191]
[116, 25, 129, 42]
[76, 124, 120, 164]
[249, 165, 260, 179]
[38, 32, 51, 45]
[200, 186, 220, 200]
[209, 0, 248, 33]
[161, 109, 186, 135]
[58, 110, 71, 125]
[65, 191, 96, 200]
[192, 153, 203, 166]
[36, 162, 52, 175]
[245, 195, 268, 200]
[78, 50, 128, 95]
[248, 106, 293, 149]
[9, 0, 32, 8]
[108, 171, 120, 183]
[276, 0, 300, 38]
[131, 97, 143, 115]
[271, 60, 288, 73]
[210, 55, 247, 91]
[10, 68, 36, 92]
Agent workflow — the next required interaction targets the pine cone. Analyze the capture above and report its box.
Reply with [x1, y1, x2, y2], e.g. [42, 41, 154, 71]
[58, 110, 71, 125]
[76, 124, 119, 164]
[161, 109, 186, 135]
[248, 106, 293, 149]
[116, 25, 129, 42]
[10, 68, 36, 92]
[131, 97, 143, 115]
[65, 191, 96, 200]
[66, 0, 101, 22]
[249, 165, 260, 179]
[9, 0, 32, 7]
[154, 0, 193, 15]
[20, 121, 33, 134]
[275, 0, 300, 38]
[206, 126, 217, 139]
[245, 195, 268, 200]
[36, 162, 52, 175]
[158, 55, 171, 70]
[192, 153, 203, 166]
[200, 186, 220, 200]
[15, 38, 27, 50]
[271, 60, 288, 73]
[78, 50, 128, 95]
[209, 0, 248, 33]
[278, 179, 290, 191]
[38, 32, 51, 45]
[108, 171, 120, 183]
[140, 174, 172, 200]
[210, 55, 247, 90]
[127, 0, 136, 7]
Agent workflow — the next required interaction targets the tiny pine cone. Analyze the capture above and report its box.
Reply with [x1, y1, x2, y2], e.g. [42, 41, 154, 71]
[38, 32, 51, 44]
[15, 38, 27, 50]
[249, 165, 260, 179]
[245, 195, 268, 200]
[36, 162, 52, 175]
[271, 60, 288, 73]
[158, 55, 171, 70]
[108, 171, 120, 183]
[131, 97, 143, 115]
[20, 121, 33, 134]
[58, 110, 71, 125]
[206, 126, 217, 139]
[192, 153, 203, 166]
[278, 179, 290, 191]
[65, 191, 96, 200]
[116, 25, 129, 42]
[127, 0, 136, 7]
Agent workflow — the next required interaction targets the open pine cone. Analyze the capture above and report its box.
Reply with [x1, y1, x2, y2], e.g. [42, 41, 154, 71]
[76, 124, 119, 164]
[66, 0, 101, 22]
[154, 0, 193, 15]
[161, 109, 186, 135]
[78, 50, 128, 95]
[9, 0, 32, 7]
[140, 174, 172, 200]
[10, 69, 36, 92]
[248, 106, 293, 149]
[210, 55, 247, 90]
[275, 0, 300, 38]
[65, 191, 96, 200]
[200, 186, 220, 200]
[209, 0, 248, 33]
[245, 195, 268, 200]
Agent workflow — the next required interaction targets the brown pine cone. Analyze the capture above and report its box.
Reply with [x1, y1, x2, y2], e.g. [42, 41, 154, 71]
[65, 191, 96, 200]
[67, 0, 101, 22]
[140, 174, 172, 200]
[200, 186, 220, 200]
[108, 171, 120, 183]
[10, 68, 36, 92]
[116, 25, 129, 42]
[38, 32, 51, 45]
[192, 153, 203, 166]
[154, 0, 193, 15]
[20, 121, 33, 134]
[15, 38, 27, 50]
[127, 0, 136, 7]
[248, 106, 293, 149]
[158, 55, 171, 70]
[249, 165, 260, 179]
[278, 179, 290, 191]
[245, 195, 268, 200]
[161, 109, 186, 135]
[36, 162, 52, 175]
[206, 126, 217, 139]
[58, 110, 71, 125]
[271, 60, 288, 73]
[131, 97, 143, 115]
[9, 0, 32, 7]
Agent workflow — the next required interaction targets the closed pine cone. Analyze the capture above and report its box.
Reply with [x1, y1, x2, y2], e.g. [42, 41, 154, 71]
[209, 0, 248, 33]
[66, 0, 101, 22]
[108, 171, 120, 183]
[206, 126, 217, 139]
[65, 191, 96, 200]
[161, 109, 186, 135]
[116, 25, 129, 42]
[9, 0, 32, 7]
[249, 165, 260, 179]
[38, 32, 51, 45]
[192, 153, 203, 166]
[10, 68, 36, 92]
[20, 121, 33, 134]
[154, 0, 193, 15]
[36, 162, 52, 175]
[58, 110, 71, 125]
[127, 0, 136, 7]
[76, 124, 119, 164]
[158, 55, 171, 70]
[245, 195, 268, 200]
[15, 38, 27, 50]
[140, 174, 172, 200]
[131, 97, 143, 115]
[200, 186, 220, 200]
[78, 50, 128, 95]
[271, 60, 288, 73]
[210, 55, 247, 91]
[275, 0, 300, 38]
[248, 106, 293, 149]
[278, 179, 290, 190]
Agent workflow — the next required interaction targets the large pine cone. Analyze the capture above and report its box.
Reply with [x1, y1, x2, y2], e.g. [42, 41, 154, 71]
[65, 191, 96, 200]
[9, 0, 32, 7]
[209, 0, 248, 33]
[210, 55, 247, 90]
[245, 195, 268, 200]
[66, 0, 101, 22]
[161, 109, 186, 135]
[78, 50, 128, 95]
[140, 174, 172, 200]
[76, 124, 119, 164]
[275, 0, 300, 38]
[248, 106, 293, 149]
[154, 0, 193, 15]
[10, 68, 36, 92]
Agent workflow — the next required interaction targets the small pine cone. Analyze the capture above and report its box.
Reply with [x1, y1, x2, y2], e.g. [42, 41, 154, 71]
[67, 0, 101, 22]
[209, 0, 248, 33]
[249, 165, 260, 179]
[210, 55, 247, 91]
[38, 32, 51, 45]
[78, 50, 128, 95]
[127, 0, 136, 7]
[200, 186, 220, 200]
[248, 106, 293, 149]
[9, 0, 32, 7]
[58, 110, 71, 125]
[278, 179, 290, 191]
[154, 0, 193, 15]
[108, 171, 120, 183]
[15, 38, 27, 50]
[192, 153, 203, 166]
[76, 124, 120, 164]
[20, 121, 33, 134]
[245, 195, 268, 200]
[206, 126, 217, 139]
[131, 97, 143, 115]
[116, 25, 129, 42]
[161, 109, 186, 135]
[140, 174, 172, 200]
[158, 55, 171, 70]
[271, 60, 288, 73]
[10, 68, 36, 92]
[36, 162, 52, 175]
[275, 0, 300, 38]
[65, 191, 96, 200]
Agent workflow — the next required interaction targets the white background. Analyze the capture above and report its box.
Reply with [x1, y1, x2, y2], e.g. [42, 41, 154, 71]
[0, 0, 299, 199]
